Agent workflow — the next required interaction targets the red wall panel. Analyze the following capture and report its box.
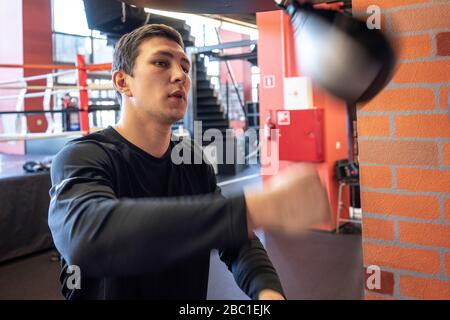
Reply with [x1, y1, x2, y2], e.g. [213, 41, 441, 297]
[22, 0, 53, 133]
[257, 10, 350, 231]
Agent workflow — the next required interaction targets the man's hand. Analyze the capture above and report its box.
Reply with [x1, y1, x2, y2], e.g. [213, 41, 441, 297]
[245, 164, 331, 236]
[258, 289, 286, 300]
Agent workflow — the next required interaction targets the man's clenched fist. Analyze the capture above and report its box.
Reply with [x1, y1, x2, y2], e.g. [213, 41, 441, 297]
[245, 164, 331, 236]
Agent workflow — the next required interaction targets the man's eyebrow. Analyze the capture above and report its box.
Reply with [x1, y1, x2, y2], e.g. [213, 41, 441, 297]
[152, 50, 190, 66]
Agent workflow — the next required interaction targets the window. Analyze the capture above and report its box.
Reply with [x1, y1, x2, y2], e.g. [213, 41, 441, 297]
[53, 33, 92, 64]
[51, 0, 117, 131]
[52, 0, 91, 36]
[251, 65, 260, 103]
[52, 0, 109, 64]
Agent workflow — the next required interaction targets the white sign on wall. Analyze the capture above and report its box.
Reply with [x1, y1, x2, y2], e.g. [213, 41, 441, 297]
[277, 110, 291, 126]
[283, 76, 313, 110]
[263, 75, 275, 88]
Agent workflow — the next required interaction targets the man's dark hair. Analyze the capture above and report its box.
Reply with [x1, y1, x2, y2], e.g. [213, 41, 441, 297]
[112, 24, 185, 104]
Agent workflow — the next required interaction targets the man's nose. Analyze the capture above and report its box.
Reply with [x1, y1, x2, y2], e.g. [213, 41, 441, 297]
[171, 65, 187, 83]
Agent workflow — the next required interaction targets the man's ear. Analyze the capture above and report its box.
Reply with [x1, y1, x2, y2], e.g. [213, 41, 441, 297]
[112, 70, 133, 98]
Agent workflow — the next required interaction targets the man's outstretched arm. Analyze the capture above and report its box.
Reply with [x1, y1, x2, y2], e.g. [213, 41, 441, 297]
[51, 140, 330, 283]
[49, 141, 250, 278]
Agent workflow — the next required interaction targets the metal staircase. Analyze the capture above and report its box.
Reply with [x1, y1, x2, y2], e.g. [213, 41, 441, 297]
[195, 55, 229, 136]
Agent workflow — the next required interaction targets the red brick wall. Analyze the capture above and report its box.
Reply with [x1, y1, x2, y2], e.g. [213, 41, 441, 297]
[354, 0, 450, 299]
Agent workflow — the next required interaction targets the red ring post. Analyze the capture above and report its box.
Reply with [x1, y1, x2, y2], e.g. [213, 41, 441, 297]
[76, 54, 90, 133]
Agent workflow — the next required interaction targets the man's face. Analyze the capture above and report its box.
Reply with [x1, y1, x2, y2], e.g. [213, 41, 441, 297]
[127, 37, 191, 124]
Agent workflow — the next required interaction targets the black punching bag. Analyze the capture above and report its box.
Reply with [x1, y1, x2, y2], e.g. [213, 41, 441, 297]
[278, 0, 396, 104]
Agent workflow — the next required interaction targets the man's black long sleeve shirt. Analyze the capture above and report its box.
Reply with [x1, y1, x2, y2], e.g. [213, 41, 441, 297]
[48, 126, 284, 299]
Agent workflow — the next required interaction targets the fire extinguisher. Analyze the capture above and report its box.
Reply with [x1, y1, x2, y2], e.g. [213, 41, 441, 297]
[62, 95, 80, 131]
[264, 111, 276, 140]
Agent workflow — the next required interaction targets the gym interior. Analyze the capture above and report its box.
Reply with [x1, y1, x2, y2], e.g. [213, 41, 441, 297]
[0, 0, 449, 300]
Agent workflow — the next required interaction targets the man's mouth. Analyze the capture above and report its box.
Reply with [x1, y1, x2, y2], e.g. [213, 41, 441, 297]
[168, 90, 186, 101]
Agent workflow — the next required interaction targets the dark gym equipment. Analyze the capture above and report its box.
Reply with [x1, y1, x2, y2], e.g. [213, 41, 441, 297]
[23, 160, 52, 173]
[278, 0, 396, 103]
[335, 159, 359, 183]
[83, 0, 149, 34]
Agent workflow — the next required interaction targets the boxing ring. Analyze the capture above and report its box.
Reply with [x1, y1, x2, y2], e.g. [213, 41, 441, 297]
[0, 57, 116, 263]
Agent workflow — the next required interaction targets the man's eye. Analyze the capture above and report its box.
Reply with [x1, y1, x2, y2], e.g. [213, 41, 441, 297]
[182, 67, 190, 73]
[155, 61, 168, 67]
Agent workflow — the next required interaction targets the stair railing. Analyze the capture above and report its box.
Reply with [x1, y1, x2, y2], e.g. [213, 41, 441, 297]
[214, 28, 248, 130]
[184, 47, 197, 136]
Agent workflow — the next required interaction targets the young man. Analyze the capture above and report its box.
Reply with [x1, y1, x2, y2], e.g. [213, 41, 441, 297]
[48, 24, 330, 300]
